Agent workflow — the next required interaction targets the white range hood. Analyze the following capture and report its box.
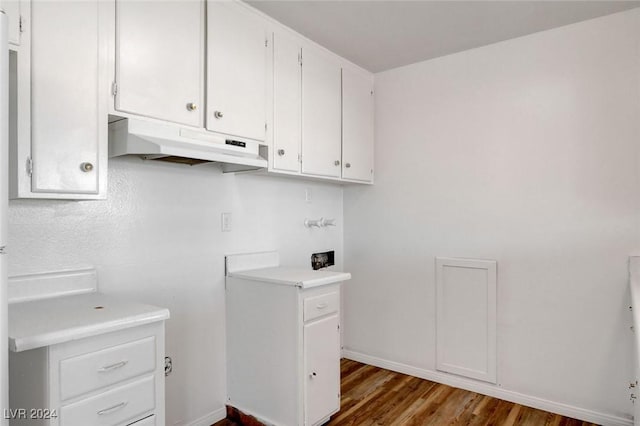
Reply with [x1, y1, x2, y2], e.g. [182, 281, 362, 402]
[108, 118, 268, 172]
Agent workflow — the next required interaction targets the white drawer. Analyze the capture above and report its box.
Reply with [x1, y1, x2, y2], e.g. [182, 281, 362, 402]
[303, 291, 339, 322]
[128, 414, 155, 425]
[60, 336, 156, 401]
[60, 375, 155, 426]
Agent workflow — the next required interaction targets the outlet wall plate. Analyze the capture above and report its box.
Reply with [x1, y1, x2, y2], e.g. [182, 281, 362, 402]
[311, 251, 335, 270]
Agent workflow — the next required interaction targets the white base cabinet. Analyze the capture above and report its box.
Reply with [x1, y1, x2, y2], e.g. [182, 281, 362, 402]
[9, 323, 165, 426]
[226, 279, 342, 426]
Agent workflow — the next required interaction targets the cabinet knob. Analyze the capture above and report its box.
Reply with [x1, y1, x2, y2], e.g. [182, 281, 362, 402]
[345, 163, 351, 168]
[186, 102, 197, 111]
[334, 160, 340, 166]
[310, 372, 317, 379]
[81, 162, 94, 172]
[214, 111, 224, 119]
[277, 149, 285, 156]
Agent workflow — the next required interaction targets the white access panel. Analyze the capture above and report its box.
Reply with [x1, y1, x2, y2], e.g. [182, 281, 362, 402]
[30, 0, 107, 195]
[115, 0, 204, 127]
[436, 257, 497, 383]
[207, 1, 267, 142]
[301, 47, 342, 178]
[342, 66, 374, 182]
[272, 31, 301, 173]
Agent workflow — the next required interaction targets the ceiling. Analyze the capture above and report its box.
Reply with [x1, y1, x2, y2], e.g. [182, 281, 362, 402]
[247, 1, 640, 72]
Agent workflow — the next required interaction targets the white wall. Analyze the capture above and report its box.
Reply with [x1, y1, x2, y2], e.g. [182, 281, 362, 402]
[344, 9, 640, 423]
[7, 157, 343, 426]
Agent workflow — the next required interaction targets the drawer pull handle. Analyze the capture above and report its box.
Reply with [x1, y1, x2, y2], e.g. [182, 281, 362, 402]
[98, 360, 128, 373]
[316, 303, 328, 310]
[97, 401, 128, 416]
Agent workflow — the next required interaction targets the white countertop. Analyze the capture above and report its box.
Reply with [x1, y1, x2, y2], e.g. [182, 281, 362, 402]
[9, 292, 170, 352]
[228, 267, 351, 289]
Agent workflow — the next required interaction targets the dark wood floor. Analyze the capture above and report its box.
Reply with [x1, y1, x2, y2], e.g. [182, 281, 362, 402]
[214, 359, 600, 426]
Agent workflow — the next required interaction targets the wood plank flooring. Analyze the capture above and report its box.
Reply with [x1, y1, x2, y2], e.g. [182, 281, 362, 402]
[214, 359, 600, 426]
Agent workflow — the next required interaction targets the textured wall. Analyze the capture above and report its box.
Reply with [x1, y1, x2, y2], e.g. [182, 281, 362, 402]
[8, 156, 344, 425]
[344, 9, 640, 421]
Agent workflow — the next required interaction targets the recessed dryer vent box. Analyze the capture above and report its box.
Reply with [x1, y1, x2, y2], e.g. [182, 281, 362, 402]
[311, 251, 335, 270]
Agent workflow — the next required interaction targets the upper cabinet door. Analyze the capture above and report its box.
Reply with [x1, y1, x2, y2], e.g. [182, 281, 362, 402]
[115, 0, 204, 127]
[207, 1, 267, 142]
[30, 0, 108, 196]
[301, 47, 342, 178]
[342, 67, 374, 182]
[272, 31, 301, 173]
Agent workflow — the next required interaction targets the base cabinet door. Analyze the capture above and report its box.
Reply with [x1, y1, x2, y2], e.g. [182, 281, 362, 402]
[304, 314, 340, 426]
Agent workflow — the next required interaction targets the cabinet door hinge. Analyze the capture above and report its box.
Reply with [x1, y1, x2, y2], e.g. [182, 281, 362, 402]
[298, 153, 302, 163]
[265, 122, 267, 132]
[26, 156, 33, 177]
[265, 38, 269, 47]
[0, 246, 6, 255]
[19, 16, 24, 33]
[111, 81, 118, 96]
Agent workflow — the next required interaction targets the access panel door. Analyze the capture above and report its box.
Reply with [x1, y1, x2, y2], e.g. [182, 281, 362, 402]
[436, 257, 497, 383]
[304, 314, 340, 426]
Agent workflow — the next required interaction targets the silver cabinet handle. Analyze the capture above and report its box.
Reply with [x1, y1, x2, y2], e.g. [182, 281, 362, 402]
[316, 303, 328, 310]
[97, 360, 128, 373]
[277, 149, 285, 156]
[214, 111, 224, 119]
[97, 401, 128, 416]
[334, 160, 340, 166]
[186, 102, 197, 111]
[81, 162, 94, 172]
[345, 163, 351, 168]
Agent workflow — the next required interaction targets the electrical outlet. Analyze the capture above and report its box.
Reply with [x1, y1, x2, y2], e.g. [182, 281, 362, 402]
[305, 188, 312, 203]
[221, 212, 232, 232]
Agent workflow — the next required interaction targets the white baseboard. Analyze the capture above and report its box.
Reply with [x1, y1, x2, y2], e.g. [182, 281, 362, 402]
[185, 407, 226, 426]
[342, 349, 633, 426]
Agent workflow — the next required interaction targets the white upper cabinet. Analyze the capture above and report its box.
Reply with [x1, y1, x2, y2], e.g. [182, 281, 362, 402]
[114, 0, 204, 127]
[11, 0, 109, 199]
[272, 31, 301, 173]
[301, 47, 342, 178]
[207, 1, 267, 142]
[342, 66, 374, 182]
